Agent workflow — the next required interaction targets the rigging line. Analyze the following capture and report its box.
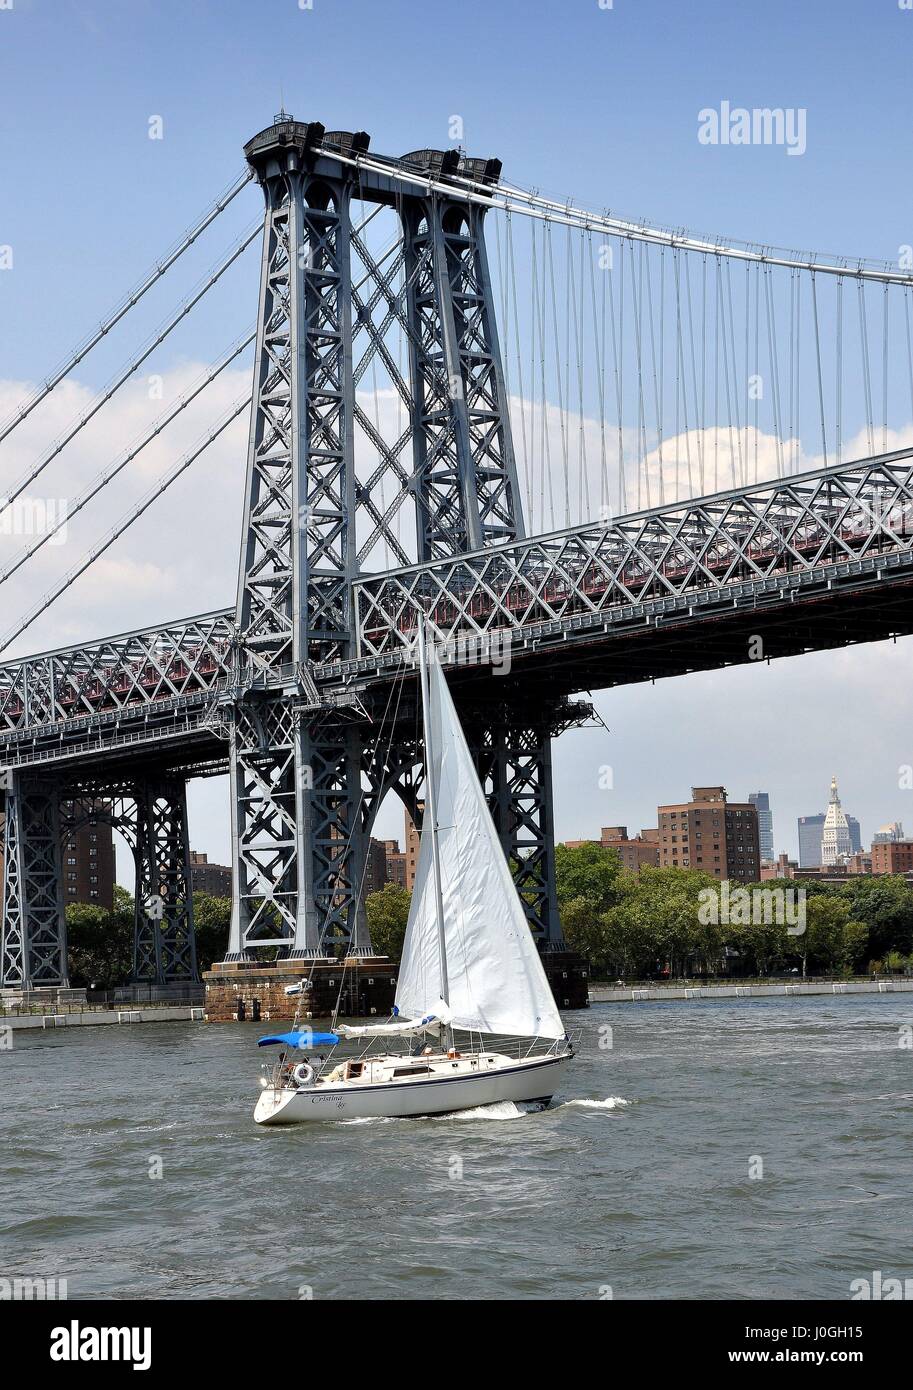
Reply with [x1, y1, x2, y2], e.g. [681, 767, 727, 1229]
[674, 250, 694, 497]
[566, 228, 587, 520]
[644, 246, 664, 504]
[723, 258, 743, 486]
[564, 226, 573, 517]
[700, 254, 708, 493]
[629, 241, 649, 509]
[0, 330, 255, 589]
[0, 394, 251, 656]
[0, 168, 254, 447]
[614, 238, 627, 514]
[586, 231, 609, 513]
[905, 290, 913, 426]
[506, 214, 532, 525]
[743, 260, 750, 486]
[858, 278, 875, 458]
[810, 272, 829, 466]
[544, 222, 570, 525]
[836, 277, 844, 467]
[882, 283, 889, 454]
[669, 248, 675, 500]
[683, 252, 703, 494]
[530, 219, 544, 532]
[717, 257, 737, 489]
[538, 226, 556, 531]
[794, 270, 802, 473]
[717, 258, 739, 492]
[753, 261, 760, 484]
[763, 266, 784, 478]
[788, 270, 796, 474]
[577, 228, 590, 521]
[0, 219, 261, 519]
[713, 256, 720, 492]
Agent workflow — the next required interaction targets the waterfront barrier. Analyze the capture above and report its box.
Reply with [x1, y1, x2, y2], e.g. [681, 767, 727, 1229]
[4, 1005, 205, 1032]
[589, 979, 913, 1004]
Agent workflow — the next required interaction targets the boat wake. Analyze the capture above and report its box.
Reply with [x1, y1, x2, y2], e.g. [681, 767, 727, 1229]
[556, 1096, 632, 1111]
[337, 1097, 632, 1125]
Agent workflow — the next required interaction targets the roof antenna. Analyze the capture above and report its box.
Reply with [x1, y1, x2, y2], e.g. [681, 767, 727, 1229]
[275, 84, 291, 125]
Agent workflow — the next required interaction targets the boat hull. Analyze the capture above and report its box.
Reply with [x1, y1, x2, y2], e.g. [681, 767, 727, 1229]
[254, 1051, 572, 1125]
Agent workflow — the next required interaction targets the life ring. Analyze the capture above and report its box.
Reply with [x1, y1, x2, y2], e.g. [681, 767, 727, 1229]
[293, 1061, 314, 1087]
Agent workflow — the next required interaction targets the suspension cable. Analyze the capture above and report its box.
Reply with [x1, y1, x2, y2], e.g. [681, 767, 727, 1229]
[0, 330, 255, 588]
[0, 169, 253, 445]
[0, 394, 251, 655]
[0, 219, 261, 518]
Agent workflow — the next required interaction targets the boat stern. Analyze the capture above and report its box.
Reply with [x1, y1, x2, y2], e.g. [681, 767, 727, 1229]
[254, 1085, 301, 1126]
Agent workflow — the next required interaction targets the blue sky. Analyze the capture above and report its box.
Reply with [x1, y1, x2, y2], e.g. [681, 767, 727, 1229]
[2, 0, 913, 875]
[3, 0, 913, 382]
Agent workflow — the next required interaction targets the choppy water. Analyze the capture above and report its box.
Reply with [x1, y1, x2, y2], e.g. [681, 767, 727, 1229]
[2, 997, 911, 1300]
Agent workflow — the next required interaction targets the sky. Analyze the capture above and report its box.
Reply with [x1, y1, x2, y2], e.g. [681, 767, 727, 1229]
[2, 0, 913, 883]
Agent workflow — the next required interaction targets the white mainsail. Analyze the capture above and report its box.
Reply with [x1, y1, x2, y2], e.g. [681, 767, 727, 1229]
[395, 645, 566, 1041]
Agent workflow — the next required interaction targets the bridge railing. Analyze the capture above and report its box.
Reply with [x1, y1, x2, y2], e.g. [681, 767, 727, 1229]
[353, 450, 913, 655]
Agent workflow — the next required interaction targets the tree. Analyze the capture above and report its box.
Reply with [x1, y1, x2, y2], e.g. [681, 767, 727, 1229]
[555, 842, 623, 916]
[192, 893, 231, 972]
[839, 876, 913, 959]
[365, 883, 411, 960]
[66, 885, 134, 989]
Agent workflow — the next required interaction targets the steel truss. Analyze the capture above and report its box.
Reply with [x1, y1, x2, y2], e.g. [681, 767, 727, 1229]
[354, 449, 913, 654]
[0, 776, 198, 989]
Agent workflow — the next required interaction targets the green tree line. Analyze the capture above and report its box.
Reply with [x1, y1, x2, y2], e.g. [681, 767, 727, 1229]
[60, 848, 913, 988]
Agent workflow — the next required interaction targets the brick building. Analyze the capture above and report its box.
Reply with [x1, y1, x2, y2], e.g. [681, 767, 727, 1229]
[383, 839, 407, 888]
[364, 837, 389, 895]
[870, 840, 913, 875]
[657, 786, 761, 883]
[405, 804, 423, 890]
[189, 850, 232, 897]
[564, 825, 659, 872]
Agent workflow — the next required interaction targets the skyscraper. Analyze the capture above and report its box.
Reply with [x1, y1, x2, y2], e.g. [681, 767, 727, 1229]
[749, 792, 774, 862]
[798, 814, 826, 868]
[821, 776, 853, 866]
[872, 821, 905, 844]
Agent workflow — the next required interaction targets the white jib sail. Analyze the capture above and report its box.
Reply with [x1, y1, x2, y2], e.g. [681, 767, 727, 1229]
[395, 647, 566, 1041]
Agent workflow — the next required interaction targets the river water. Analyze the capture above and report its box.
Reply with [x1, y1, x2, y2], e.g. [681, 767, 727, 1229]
[3, 997, 911, 1300]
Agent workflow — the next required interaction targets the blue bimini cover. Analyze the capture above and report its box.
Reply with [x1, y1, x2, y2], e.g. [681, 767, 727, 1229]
[257, 1030, 340, 1049]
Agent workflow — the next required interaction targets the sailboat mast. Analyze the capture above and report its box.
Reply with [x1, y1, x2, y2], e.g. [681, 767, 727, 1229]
[417, 616, 452, 1049]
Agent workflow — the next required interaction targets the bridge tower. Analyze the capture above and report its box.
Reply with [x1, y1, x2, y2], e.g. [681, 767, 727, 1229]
[224, 115, 566, 962]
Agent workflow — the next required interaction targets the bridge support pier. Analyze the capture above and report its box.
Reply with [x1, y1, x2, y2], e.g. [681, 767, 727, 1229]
[473, 715, 564, 949]
[132, 779, 197, 984]
[226, 701, 376, 961]
[0, 774, 68, 987]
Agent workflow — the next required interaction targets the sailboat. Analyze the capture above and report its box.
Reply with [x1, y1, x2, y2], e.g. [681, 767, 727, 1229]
[253, 621, 573, 1124]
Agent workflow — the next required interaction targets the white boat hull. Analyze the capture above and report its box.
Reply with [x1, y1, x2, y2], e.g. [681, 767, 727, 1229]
[254, 1050, 572, 1125]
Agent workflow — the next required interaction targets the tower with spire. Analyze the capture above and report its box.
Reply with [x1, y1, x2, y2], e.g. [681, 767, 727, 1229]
[821, 775, 853, 866]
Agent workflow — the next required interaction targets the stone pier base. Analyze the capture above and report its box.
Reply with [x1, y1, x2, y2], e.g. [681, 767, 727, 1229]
[542, 952, 590, 1011]
[203, 958, 397, 1023]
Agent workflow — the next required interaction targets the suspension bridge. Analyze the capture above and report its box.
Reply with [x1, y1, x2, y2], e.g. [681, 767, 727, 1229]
[2, 114, 913, 992]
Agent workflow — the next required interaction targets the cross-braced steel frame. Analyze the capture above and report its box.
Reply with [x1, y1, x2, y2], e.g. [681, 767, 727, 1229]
[226, 118, 530, 961]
